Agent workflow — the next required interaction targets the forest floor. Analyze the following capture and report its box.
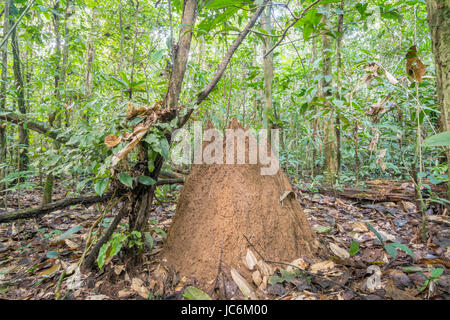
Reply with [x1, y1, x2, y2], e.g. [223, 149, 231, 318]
[0, 178, 449, 300]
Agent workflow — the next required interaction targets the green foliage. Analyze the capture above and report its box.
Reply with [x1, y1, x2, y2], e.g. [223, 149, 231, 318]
[367, 223, 415, 260]
[418, 268, 444, 293]
[183, 286, 212, 300]
[423, 131, 450, 147]
[349, 240, 360, 256]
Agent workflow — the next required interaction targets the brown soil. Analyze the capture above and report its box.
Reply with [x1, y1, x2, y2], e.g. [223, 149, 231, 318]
[161, 119, 319, 285]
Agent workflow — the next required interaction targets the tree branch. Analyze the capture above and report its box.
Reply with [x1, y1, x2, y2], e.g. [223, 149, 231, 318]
[196, 0, 269, 106]
[0, 193, 113, 223]
[0, 110, 71, 145]
[264, 0, 322, 58]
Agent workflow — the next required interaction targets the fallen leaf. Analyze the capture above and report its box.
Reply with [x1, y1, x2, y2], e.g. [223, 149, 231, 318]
[286, 258, 308, 272]
[252, 270, 262, 286]
[385, 279, 419, 300]
[131, 277, 149, 299]
[314, 225, 332, 234]
[245, 249, 258, 271]
[231, 267, 257, 300]
[87, 294, 110, 300]
[104, 135, 122, 148]
[38, 263, 60, 278]
[310, 260, 335, 273]
[329, 243, 350, 259]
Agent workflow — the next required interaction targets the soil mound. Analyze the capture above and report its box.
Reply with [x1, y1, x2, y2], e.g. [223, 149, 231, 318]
[161, 119, 319, 285]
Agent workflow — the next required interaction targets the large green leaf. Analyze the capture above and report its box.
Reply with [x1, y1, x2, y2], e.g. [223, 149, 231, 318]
[118, 172, 134, 188]
[94, 178, 109, 196]
[137, 176, 156, 186]
[183, 286, 212, 300]
[423, 131, 450, 147]
[58, 225, 83, 241]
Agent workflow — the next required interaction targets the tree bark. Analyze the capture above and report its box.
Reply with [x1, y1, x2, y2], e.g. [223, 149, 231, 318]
[321, 4, 336, 185]
[262, 1, 274, 138]
[0, 193, 113, 223]
[11, 23, 28, 172]
[165, 0, 198, 109]
[426, 0, 450, 197]
[0, 0, 10, 192]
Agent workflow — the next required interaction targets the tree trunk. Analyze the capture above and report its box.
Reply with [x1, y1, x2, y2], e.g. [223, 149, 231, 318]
[262, 2, 273, 138]
[0, 0, 10, 193]
[321, 4, 336, 185]
[426, 0, 450, 197]
[128, 0, 198, 248]
[11, 24, 28, 172]
[335, 0, 344, 181]
[43, 3, 63, 205]
[85, 9, 96, 103]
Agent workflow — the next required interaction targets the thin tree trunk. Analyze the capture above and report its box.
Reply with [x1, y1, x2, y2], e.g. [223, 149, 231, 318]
[335, 0, 344, 180]
[426, 0, 450, 197]
[43, 3, 63, 205]
[0, 0, 10, 193]
[11, 24, 28, 172]
[262, 2, 274, 139]
[85, 9, 96, 103]
[321, 4, 336, 185]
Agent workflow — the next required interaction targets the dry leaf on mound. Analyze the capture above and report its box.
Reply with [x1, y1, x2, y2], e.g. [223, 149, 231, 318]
[245, 249, 258, 271]
[231, 267, 257, 300]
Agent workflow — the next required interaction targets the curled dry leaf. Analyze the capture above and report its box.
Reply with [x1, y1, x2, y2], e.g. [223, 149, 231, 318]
[257, 260, 273, 277]
[126, 102, 137, 119]
[104, 135, 122, 148]
[406, 46, 426, 83]
[245, 249, 258, 271]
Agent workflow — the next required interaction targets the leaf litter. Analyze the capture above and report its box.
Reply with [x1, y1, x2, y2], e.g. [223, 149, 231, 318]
[0, 178, 448, 300]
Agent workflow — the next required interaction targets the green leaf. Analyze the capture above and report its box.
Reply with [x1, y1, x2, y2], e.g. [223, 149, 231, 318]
[160, 137, 170, 159]
[151, 49, 165, 63]
[423, 131, 450, 147]
[367, 223, 384, 245]
[431, 268, 444, 279]
[280, 269, 295, 283]
[118, 172, 134, 188]
[418, 279, 429, 292]
[314, 225, 332, 234]
[349, 240, 360, 256]
[57, 225, 83, 241]
[268, 275, 283, 285]
[384, 242, 415, 259]
[183, 286, 212, 300]
[144, 232, 154, 249]
[97, 243, 110, 270]
[384, 243, 398, 259]
[152, 227, 167, 239]
[137, 176, 156, 186]
[46, 251, 59, 259]
[94, 178, 109, 196]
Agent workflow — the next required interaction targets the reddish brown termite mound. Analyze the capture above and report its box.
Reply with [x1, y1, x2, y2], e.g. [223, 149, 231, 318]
[161, 119, 319, 287]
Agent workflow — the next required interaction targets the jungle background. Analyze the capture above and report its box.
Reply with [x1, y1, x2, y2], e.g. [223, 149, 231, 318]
[0, 0, 449, 300]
